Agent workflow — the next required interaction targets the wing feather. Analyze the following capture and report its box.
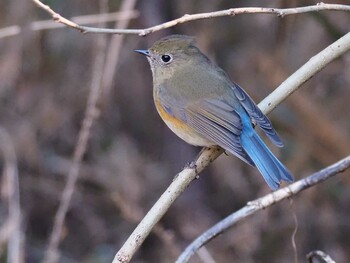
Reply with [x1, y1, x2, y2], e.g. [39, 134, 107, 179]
[186, 106, 254, 166]
[232, 83, 284, 147]
[158, 91, 255, 165]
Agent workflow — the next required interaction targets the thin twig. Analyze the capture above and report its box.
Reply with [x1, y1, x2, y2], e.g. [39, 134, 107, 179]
[176, 155, 350, 263]
[101, 0, 137, 96]
[32, 10, 139, 31]
[290, 199, 299, 263]
[112, 32, 350, 263]
[0, 26, 21, 39]
[196, 247, 217, 263]
[41, 1, 110, 263]
[31, 2, 350, 35]
[0, 10, 139, 39]
[0, 219, 18, 253]
[0, 128, 22, 263]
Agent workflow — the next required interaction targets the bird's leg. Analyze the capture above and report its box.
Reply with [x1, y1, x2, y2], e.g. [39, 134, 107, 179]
[172, 148, 203, 181]
[184, 146, 213, 178]
[185, 147, 206, 169]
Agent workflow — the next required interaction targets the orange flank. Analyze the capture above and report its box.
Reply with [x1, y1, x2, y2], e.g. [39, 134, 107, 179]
[154, 99, 212, 146]
[154, 99, 191, 131]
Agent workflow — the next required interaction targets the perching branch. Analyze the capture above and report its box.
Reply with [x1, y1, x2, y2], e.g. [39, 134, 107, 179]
[32, 1, 350, 35]
[112, 32, 350, 263]
[114, 147, 224, 263]
[176, 155, 350, 263]
[307, 250, 337, 263]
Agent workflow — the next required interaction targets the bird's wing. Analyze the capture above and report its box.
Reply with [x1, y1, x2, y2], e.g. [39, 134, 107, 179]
[158, 91, 255, 166]
[231, 83, 284, 147]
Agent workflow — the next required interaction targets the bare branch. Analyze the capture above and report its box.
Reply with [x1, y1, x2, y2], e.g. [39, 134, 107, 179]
[113, 147, 224, 263]
[32, 0, 85, 32]
[31, 1, 350, 35]
[0, 128, 22, 263]
[42, 0, 137, 262]
[112, 32, 350, 263]
[41, 2, 110, 263]
[0, 219, 18, 252]
[32, 10, 139, 31]
[176, 155, 350, 263]
[0, 10, 139, 39]
[258, 32, 350, 114]
[196, 247, 217, 263]
[0, 26, 21, 39]
[101, 0, 138, 96]
[307, 250, 337, 263]
[27, 1, 350, 261]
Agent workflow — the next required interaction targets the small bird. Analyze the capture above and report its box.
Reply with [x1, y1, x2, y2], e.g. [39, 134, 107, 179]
[135, 35, 293, 190]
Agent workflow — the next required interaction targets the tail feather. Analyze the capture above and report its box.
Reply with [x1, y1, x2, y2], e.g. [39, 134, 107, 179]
[241, 127, 293, 190]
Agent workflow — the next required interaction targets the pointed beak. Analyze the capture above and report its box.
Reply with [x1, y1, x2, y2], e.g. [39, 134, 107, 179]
[134, 49, 150, 57]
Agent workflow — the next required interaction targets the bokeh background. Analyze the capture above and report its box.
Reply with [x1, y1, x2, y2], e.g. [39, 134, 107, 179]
[0, 0, 350, 262]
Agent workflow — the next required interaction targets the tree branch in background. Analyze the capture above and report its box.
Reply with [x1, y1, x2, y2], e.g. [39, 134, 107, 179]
[112, 32, 350, 263]
[31, 1, 350, 35]
[0, 128, 22, 263]
[28, 1, 350, 262]
[41, 0, 138, 262]
[101, 0, 138, 96]
[0, 10, 139, 39]
[41, 1, 111, 262]
[176, 155, 350, 263]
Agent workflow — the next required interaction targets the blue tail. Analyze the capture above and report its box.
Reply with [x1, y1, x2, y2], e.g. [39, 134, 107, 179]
[240, 125, 294, 190]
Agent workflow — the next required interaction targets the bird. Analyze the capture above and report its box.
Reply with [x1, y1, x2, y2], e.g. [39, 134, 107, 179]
[135, 35, 293, 190]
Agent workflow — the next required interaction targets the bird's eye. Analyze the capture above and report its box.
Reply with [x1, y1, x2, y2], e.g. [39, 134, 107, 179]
[161, 54, 172, 63]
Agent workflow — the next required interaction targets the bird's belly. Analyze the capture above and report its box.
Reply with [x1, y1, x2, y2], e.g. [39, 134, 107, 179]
[162, 117, 213, 146]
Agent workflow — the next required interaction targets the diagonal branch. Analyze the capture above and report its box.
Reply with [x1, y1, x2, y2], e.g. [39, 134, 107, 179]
[112, 31, 350, 263]
[176, 155, 350, 263]
[31, 1, 350, 35]
[307, 250, 337, 263]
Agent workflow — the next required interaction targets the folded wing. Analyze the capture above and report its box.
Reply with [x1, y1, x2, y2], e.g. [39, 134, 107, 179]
[158, 91, 255, 166]
[232, 83, 284, 147]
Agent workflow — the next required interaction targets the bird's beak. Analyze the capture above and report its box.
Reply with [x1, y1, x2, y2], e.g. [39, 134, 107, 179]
[134, 49, 150, 57]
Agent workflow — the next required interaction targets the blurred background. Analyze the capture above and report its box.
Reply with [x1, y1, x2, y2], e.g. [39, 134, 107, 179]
[0, 0, 349, 262]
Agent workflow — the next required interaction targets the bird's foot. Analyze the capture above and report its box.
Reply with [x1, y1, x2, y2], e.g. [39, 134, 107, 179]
[185, 161, 197, 170]
[184, 161, 199, 179]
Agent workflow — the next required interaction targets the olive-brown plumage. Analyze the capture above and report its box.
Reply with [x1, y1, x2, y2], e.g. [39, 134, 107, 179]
[136, 35, 293, 190]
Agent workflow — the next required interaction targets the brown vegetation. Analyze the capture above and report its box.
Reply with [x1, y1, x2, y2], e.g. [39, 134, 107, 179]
[0, 0, 349, 262]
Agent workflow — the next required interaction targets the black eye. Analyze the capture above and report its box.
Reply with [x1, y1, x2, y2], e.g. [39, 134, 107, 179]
[161, 54, 172, 63]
